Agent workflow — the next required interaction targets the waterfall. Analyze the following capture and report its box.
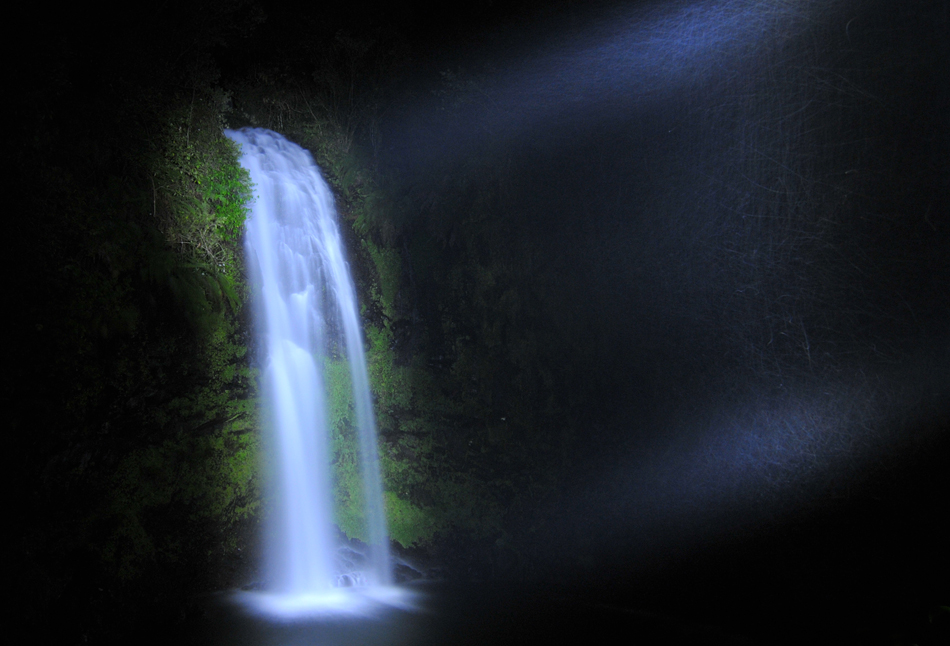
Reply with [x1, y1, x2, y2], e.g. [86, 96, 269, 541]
[226, 128, 392, 599]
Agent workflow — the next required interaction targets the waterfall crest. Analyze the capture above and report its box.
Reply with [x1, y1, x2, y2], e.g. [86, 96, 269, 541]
[227, 128, 391, 597]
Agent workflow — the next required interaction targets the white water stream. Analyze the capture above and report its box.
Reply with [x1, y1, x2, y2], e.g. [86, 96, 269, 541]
[226, 129, 391, 610]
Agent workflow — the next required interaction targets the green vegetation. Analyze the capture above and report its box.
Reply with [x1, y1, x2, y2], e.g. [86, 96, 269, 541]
[11, 16, 261, 639]
[102, 314, 260, 580]
[71, 88, 262, 583]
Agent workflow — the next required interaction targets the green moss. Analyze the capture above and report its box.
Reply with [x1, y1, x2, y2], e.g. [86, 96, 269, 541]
[366, 325, 412, 411]
[152, 92, 253, 289]
[325, 356, 375, 542]
[384, 492, 439, 547]
[362, 240, 402, 324]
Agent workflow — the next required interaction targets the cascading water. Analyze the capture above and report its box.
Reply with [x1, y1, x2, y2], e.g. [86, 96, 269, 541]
[226, 128, 392, 608]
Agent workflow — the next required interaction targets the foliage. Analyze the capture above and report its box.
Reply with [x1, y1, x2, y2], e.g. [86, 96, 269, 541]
[326, 352, 439, 548]
[151, 86, 253, 279]
[10, 29, 260, 640]
[362, 240, 402, 325]
[324, 357, 363, 540]
[102, 316, 260, 579]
